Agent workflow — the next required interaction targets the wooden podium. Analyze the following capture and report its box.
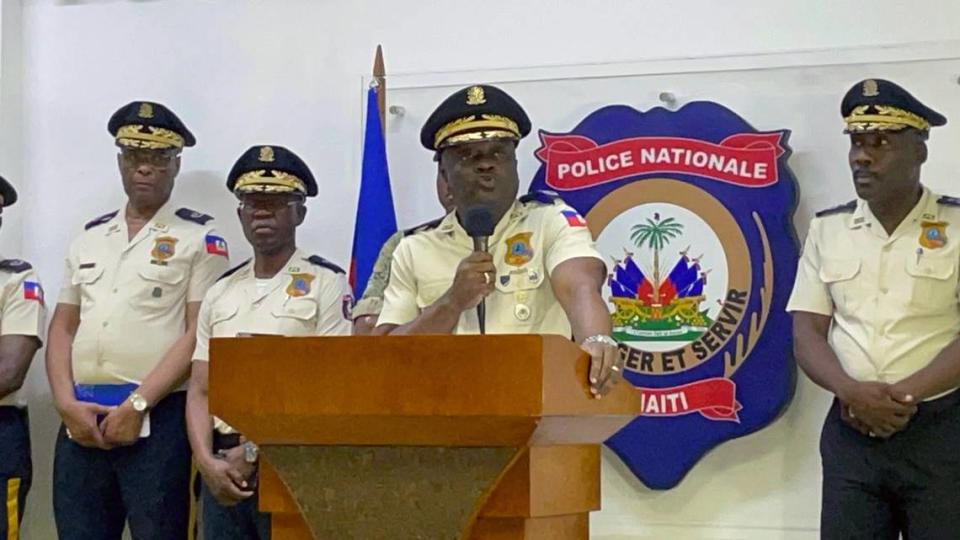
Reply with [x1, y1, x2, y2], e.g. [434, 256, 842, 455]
[209, 334, 639, 539]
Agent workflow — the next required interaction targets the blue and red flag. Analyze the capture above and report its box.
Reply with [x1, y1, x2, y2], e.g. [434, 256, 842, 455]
[205, 234, 229, 258]
[23, 281, 43, 304]
[349, 85, 397, 299]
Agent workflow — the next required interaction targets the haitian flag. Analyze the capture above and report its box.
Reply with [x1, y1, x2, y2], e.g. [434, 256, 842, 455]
[349, 86, 397, 299]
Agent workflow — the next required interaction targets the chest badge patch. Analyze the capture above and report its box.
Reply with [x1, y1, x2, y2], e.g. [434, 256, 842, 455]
[504, 232, 534, 266]
[150, 236, 178, 265]
[919, 220, 947, 249]
[286, 273, 315, 297]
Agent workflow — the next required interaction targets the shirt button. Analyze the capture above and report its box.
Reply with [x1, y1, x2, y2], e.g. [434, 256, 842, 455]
[102, 321, 109, 327]
[112, 288, 118, 293]
[880, 287, 889, 294]
[882, 244, 892, 252]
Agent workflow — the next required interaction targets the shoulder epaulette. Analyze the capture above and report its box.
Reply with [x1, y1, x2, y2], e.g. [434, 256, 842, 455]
[0, 259, 31, 273]
[175, 208, 214, 225]
[519, 190, 563, 205]
[84, 210, 118, 230]
[403, 217, 444, 237]
[305, 255, 345, 275]
[217, 259, 250, 282]
[815, 200, 856, 218]
[938, 195, 960, 207]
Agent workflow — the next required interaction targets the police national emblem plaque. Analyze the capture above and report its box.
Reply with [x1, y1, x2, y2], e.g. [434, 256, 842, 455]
[529, 102, 799, 489]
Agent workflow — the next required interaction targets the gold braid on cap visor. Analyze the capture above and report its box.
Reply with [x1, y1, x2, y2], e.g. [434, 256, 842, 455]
[844, 105, 931, 132]
[115, 125, 185, 149]
[434, 114, 520, 149]
[233, 170, 306, 194]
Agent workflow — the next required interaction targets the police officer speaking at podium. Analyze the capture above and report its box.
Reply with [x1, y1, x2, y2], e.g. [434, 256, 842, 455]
[374, 84, 624, 397]
[789, 79, 960, 539]
[45, 101, 230, 539]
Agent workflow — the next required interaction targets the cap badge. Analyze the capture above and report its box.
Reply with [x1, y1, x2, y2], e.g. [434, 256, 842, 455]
[138, 103, 154, 119]
[259, 146, 275, 163]
[862, 79, 879, 97]
[466, 86, 486, 106]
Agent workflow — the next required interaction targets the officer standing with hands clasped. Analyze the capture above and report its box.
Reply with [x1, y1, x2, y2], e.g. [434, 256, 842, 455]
[46, 101, 230, 539]
[0, 175, 44, 540]
[187, 145, 352, 540]
[789, 79, 960, 538]
[374, 84, 623, 396]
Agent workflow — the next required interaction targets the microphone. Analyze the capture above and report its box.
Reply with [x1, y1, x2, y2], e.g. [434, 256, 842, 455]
[463, 206, 496, 335]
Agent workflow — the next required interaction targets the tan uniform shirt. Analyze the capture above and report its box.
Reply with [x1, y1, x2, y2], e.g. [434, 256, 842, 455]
[788, 187, 960, 397]
[0, 259, 45, 407]
[193, 248, 353, 433]
[58, 203, 230, 385]
[379, 198, 603, 335]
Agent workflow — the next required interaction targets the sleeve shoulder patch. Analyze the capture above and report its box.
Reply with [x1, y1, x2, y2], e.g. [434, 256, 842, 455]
[0, 259, 32, 273]
[217, 259, 250, 282]
[175, 208, 214, 225]
[815, 200, 856, 218]
[519, 190, 563, 206]
[305, 255, 346, 275]
[84, 210, 119, 230]
[403, 217, 444, 237]
[937, 195, 960, 207]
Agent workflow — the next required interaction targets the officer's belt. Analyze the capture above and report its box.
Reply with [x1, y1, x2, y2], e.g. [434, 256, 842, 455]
[74, 383, 137, 407]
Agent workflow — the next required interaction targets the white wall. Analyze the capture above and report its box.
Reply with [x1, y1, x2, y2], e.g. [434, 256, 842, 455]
[12, 1, 960, 538]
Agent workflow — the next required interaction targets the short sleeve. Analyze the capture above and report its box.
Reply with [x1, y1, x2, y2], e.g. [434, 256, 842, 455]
[315, 272, 353, 336]
[786, 219, 833, 316]
[542, 205, 605, 275]
[377, 239, 421, 327]
[1, 268, 45, 339]
[191, 290, 214, 363]
[188, 228, 231, 303]
[57, 249, 80, 306]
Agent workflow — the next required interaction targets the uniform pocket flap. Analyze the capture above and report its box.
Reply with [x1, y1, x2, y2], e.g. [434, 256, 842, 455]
[72, 266, 105, 285]
[819, 258, 861, 283]
[137, 266, 185, 285]
[272, 300, 317, 321]
[906, 254, 956, 281]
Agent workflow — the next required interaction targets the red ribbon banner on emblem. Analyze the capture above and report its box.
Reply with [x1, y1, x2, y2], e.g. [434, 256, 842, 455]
[636, 377, 742, 422]
[534, 132, 785, 190]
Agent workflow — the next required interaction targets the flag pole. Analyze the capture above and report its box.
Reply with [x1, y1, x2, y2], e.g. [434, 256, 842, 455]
[373, 44, 386, 134]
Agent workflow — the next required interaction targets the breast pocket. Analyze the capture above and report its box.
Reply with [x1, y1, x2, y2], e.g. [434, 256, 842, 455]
[72, 266, 105, 311]
[818, 258, 862, 312]
[135, 266, 186, 311]
[905, 253, 957, 311]
[494, 263, 548, 328]
[271, 299, 318, 335]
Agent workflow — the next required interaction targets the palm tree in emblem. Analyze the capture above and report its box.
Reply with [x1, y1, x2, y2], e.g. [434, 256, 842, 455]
[630, 213, 683, 306]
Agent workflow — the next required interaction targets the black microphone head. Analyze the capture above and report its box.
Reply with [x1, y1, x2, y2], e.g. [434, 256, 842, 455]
[463, 206, 495, 238]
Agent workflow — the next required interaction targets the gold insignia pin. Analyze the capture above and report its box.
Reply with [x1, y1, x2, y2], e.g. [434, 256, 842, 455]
[138, 103, 154, 119]
[466, 86, 486, 106]
[863, 79, 879, 97]
[259, 146, 275, 163]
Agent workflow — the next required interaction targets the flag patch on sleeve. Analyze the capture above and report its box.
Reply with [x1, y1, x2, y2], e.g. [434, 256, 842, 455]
[205, 234, 229, 257]
[561, 209, 587, 227]
[23, 281, 43, 304]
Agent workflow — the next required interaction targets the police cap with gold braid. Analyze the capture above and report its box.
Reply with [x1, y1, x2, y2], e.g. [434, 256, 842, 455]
[107, 101, 196, 150]
[420, 84, 531, 151]
[227, 145, 318, 197]
[841, 79, 947, 133]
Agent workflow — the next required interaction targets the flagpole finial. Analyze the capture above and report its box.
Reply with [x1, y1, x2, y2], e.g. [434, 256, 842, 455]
[372, 45, 386, 131]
